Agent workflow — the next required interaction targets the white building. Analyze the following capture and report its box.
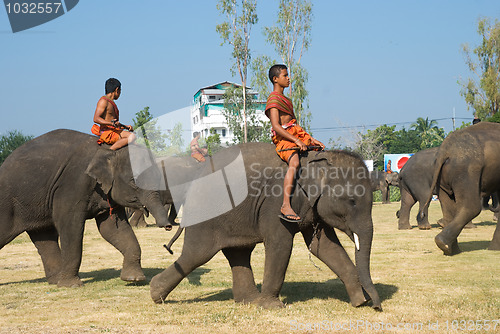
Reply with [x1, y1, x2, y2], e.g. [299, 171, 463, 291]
[191, 81, 267, 144]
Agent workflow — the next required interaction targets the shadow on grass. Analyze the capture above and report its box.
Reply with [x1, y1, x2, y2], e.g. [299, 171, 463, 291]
[474, 220, 497, 227]
[0, 266, 211, 287]
[162, 280, 397, 308]
[458, 240, 491, 252]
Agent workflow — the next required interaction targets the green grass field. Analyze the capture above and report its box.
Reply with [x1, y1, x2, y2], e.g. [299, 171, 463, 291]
[0, 201, 499, 333]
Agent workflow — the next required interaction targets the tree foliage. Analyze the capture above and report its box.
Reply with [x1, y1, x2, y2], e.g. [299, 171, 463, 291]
[0, 130, 34, 165]
[410, 117, 445, 149]
[459, 17, 500, 119]
[216, 0, 258, 143]
[339, 118, 445, 170]
[132, 107, 169, 155]
[253, 0, 313, 131]
[222, 86, 271, 144]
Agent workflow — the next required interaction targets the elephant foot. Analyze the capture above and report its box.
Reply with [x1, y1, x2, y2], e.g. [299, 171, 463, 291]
[120, 266, 146, 282]
[47, 275, 59, 285]
[150, 275, 169, 304]
[417, 223, 432, 230]
[488, 242, 500, 251]
[435, 234, 461, 256]
[57, 276, 83, 288]
[234, 291, 260, 304]
[398, 222, 412, 230]
[349, 290, 370, 308]
[464, 222, 476, 229]
[255, 296, 284, 309]
[436, 219, 447, 228]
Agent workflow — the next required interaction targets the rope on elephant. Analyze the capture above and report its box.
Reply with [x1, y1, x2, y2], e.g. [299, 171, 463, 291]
[308, 222, 322, 271]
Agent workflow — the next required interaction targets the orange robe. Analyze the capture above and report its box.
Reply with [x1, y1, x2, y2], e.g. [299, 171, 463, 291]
[90, 96, 123, 145]
[265, 91, 315, 162]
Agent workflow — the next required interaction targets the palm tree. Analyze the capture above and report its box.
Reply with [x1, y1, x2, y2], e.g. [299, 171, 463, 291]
[410, 117, 444, 149]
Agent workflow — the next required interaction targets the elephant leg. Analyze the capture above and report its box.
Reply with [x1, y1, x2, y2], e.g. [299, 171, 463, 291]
[436, 189, 456, 228]
[54, 216, 85, 287]
[167, 205, 178, 226]
[258, 232, 294, 309]
[150, 229, 219, 303]
[435, 194, 482, 256]
[95, 208, 145, 282]
[27, 226, 62, 284]
[128, 209, 142, 228]
[488, 221, 500, 251]
[222, 246, 260, 304]
[302, 225, 368, 307]
[416, 200, 431, 230]
[382, 187, 390, 204]
[398, 188, 415, 230]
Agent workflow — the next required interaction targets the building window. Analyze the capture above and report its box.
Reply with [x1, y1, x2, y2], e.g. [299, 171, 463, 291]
[222, 128, 226, 137]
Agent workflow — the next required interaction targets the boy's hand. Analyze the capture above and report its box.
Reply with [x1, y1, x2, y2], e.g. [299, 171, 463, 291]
[295, 139, 308, 151]
[312, 139, 326, 150]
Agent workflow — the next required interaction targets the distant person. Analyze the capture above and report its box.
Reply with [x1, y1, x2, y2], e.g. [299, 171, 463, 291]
[472, 116, 481, 125]
[386, 159, 393, 173]
[265, 64, 325, 223]
[190, 132, 208, 162]
[91, 78, 135, 150]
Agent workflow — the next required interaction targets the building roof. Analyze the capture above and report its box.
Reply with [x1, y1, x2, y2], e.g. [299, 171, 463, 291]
[193, 81, 259, 98]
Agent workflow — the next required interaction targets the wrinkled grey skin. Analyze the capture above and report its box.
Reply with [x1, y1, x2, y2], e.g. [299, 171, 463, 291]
[0, 129, 171, 287]
[398, 147, 493, 230]
[419, 123, 500, 255]
[397, 148, 439, 230]
[369, 170, 399, 204]
[150, 143, 382, 310]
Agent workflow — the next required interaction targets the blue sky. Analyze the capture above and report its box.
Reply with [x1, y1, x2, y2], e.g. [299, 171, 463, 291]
[1, 0, 499, 146]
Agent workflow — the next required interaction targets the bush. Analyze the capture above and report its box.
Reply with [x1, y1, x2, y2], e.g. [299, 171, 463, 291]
[373, 186, 401, 202]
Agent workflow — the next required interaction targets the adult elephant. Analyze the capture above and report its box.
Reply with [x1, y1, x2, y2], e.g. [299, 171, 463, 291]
[150, 143, 382, 310]
[397, 148, 439, 230]
[419, 122, 500, 255]
[369, 170, 399, 204]
[0, 129, 171, 287]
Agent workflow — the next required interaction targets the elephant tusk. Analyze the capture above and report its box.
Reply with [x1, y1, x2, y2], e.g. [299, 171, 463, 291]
[353, 233, 360, 251]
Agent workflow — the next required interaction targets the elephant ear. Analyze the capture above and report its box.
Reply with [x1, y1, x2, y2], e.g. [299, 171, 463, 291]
[85, 149, 115, 194]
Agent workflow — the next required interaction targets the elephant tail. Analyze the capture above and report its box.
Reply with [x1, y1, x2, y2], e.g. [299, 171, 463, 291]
[418, 154, 447, 223]
[163, 226, 184, 255]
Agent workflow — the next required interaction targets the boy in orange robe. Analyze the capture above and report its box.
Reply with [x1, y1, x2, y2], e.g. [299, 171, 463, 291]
[265, 64, 325, 222]
[92, 78, 135, 150]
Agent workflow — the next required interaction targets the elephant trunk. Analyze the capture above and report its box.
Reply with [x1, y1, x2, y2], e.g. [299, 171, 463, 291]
[142, 191, 172, 230]
[353, 225, 382, 311]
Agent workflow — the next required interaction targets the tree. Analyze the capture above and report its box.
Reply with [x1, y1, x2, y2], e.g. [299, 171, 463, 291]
[0, 130, 33, 165]
[132, 107, 168, 155]
[221, 86, 271, 144]
[459, 18, 500, 119]
[164, 122, 185, 155]
[258, 0, 313, 131]
[216, 0, 258, 143]
[410, 117, 444, 149]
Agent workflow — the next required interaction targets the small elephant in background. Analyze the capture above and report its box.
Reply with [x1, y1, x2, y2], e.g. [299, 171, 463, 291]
[369, 170, 399, 204]
[397, 148, 439, 230]
[419, 122, 500, 255]
[398, 147, 495, 230]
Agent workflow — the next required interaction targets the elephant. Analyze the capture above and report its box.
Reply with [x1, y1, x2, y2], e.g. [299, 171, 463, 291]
[150, 143, 382, 310]
[369, 170, 399, 204]
[397, 147, 439, 230]
[419, 122, 500, 255]
[0, 129, 171, 287]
